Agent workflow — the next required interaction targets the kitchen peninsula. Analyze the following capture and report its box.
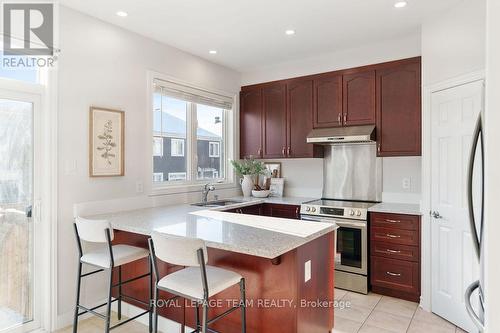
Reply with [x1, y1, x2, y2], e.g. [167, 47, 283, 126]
[87, 199, 337, 333]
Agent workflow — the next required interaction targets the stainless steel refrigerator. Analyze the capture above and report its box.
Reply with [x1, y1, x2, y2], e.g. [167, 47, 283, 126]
[465, 113, 485, 332]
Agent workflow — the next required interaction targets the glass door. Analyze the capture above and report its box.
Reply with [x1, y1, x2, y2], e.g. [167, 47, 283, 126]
[0, 91, 40, 333]
[334, 220, 367, 275]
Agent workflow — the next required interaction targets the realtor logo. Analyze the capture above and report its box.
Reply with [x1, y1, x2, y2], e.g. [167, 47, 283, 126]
[3, 3, 54, 56]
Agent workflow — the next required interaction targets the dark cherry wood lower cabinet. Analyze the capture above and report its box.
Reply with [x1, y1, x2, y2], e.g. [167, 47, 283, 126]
[369, 212, 421, 302]
[263, 203, 300, 219]
[112, 230, 334, 333]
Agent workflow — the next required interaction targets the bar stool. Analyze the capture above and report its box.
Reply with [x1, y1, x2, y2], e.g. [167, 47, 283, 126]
[148, 232, 246, 333]
[73, 217, 153, 333]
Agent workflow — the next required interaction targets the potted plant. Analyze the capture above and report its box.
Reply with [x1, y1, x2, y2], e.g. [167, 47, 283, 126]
[230, 158, 266, 197]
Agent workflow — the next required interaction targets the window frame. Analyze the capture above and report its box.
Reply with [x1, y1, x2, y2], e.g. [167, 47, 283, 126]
[148, 71, 237, 195]
[153, 137, 163, 157]
[208, 141, 220, 158]
[170, 138, 185, 157]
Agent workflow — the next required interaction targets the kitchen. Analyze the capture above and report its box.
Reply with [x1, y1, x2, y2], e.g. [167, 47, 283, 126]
[0, 0, 497, 333]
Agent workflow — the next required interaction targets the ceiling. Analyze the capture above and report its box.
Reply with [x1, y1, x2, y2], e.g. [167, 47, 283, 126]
[59, 0, 462, 72]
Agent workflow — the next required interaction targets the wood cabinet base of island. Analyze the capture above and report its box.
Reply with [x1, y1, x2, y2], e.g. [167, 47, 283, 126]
[112, 230, 335, 333]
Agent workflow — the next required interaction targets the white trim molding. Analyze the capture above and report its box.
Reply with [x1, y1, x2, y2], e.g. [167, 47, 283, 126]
[421, 70, 485, 311]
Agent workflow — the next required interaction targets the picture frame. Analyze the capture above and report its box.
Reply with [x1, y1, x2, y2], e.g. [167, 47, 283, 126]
[89, 106, 125, 177]
[263, 162, 281, 178]
[269, 178, 285, 197]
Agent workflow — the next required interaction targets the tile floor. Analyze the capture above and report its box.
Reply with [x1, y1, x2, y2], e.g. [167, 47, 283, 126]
[333, 288, 468, 333]
[57, 291, 470, 333]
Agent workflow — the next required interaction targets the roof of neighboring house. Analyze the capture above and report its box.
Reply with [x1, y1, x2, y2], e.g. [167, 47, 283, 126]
[154, 112, 221, 140]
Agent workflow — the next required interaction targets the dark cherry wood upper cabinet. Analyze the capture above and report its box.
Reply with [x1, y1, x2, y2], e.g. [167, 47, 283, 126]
[287, 79, 317, 158]
[376, 59, 421, 156]
[262, 83, 287, 158]
[343, 70, 376, 126]
[313, 74, 343, 128]
[240, 87, 263, 159]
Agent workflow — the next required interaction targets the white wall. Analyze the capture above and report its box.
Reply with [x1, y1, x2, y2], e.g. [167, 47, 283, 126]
[56, 6, 241, 326]
[241, 33, 421, 85]
[421, 0, 486, 86]
[485, 0, 500, 331]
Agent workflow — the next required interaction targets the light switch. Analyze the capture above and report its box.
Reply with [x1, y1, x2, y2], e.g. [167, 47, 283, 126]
[304, 260, 311, 283]
[402, 177, 411, 190]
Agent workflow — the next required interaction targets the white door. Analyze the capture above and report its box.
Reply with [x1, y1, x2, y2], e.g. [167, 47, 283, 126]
[431, 80, 483, 332]
[0, 89, 41, 333]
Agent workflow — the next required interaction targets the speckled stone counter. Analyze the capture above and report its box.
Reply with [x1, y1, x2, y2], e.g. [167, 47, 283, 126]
[87, 197, 336, 259]
[368, 202, 422, 215]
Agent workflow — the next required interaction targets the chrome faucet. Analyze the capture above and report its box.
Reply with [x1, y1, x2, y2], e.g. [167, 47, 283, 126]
[201, 183, 216, 203]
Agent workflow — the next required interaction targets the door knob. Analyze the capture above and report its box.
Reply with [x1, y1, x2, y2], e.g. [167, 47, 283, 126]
[432, 211, 443, 219]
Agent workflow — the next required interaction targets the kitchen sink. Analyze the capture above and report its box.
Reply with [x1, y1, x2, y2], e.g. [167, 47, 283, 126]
[191, 200, 243, 207]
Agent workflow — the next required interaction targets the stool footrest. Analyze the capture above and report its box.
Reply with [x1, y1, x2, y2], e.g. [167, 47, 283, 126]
[81, 269, 104, 277]
[109, 310, 150, 330]
[121, 293, 151, 308]
[207, 305, 242, 326]
[112, 272, 150, 288]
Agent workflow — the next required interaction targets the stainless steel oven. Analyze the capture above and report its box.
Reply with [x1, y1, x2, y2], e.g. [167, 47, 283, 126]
[301, 213, 368, 294]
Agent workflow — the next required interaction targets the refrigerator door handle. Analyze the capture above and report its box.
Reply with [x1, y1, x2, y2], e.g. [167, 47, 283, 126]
[465, 280, 484, 332]
[467, 114, 484, 259]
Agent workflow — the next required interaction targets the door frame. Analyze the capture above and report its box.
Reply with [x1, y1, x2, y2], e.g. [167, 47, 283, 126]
[421, 70, 485, 311]
[0, 75, 57, 333]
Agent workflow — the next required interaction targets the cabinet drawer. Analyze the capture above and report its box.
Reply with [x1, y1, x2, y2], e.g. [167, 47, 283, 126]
[371, 213, 419, 231]
[371, 242, 419, 262]
[371, 227, 419, 246]
[370, 257, 419, 294]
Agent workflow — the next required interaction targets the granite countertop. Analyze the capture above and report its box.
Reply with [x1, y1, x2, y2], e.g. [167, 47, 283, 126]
[87, 196, 336, 259]
[368, 202, 422, 216]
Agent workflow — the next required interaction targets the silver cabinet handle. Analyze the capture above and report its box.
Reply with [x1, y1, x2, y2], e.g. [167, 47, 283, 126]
[386, 271, 401, 277]
[465, 280, 484, 331]
[386, 249, 401, 254]
[337, 113, 341, 125]
[385, 219, 401, 223]
[386, 234, 401, 238]
[287, 147, 291, 156]
[281, 147, 286, 156]
[343, 114, 347, 124]
[377, 143, 381, 154]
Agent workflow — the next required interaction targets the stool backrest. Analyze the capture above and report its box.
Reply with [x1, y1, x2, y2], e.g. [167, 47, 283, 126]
[151, 232, 207, 267]
[75, 217, 114, 243]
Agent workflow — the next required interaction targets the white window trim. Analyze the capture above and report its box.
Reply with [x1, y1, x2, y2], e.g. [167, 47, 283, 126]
[153, 137, 163, 157]
[153, 172, 164, 182]
[170, 138, 185, 157]
[147, 71, 237, 196]
[209, 141, 220, 158]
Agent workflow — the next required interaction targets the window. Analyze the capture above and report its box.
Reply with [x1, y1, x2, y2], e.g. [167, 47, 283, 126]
[153, 137, 163, 157]
[153, 173, 164, 182]
[170, 139, 185, 157]
[152, 78, 232, 186]
[209, 142, 220, 158]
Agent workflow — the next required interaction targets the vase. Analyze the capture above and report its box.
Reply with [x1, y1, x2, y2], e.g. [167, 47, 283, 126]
[240, 175, 254, 197]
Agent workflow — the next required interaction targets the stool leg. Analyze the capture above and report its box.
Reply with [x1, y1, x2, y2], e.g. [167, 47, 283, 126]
[148, 258, 153, 333]
[118, 266, 122, 320]
[201, 300, 208, 333]
[105, 268, 113, 333]
[240, 278, 246, 333]
[153, 285, 158, 333]
[195, 302, 200, 332]
[72, 263, 82, 333]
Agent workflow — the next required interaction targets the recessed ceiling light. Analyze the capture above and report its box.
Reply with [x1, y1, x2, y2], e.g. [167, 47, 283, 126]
[116, 11, 128, 17]
[285, 29, 296, 36]
[394, 1, 407, 8]
[209, 50, 217, 54]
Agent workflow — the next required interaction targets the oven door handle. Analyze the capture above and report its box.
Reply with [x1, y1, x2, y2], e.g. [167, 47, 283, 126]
[301, 215, 364, 228]
[335, 221, 366, 228]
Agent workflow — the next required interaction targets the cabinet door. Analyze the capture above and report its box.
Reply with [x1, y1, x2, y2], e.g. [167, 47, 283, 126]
[313, 74, 343, 128]
[287, 79, 315, 158]
[264, 204, 300, 219]
[376, 61, 421, 156]
[262, 83, 287, 158]
[240, 87, 263, 158]
[343, 70, 376, 126]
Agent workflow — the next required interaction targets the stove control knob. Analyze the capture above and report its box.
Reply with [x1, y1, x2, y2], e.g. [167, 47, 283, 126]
[311, 207, 317, 213]
[349, 209, 355, 216]
[356, 210, 362, 216]
[306, 206, 311, 212]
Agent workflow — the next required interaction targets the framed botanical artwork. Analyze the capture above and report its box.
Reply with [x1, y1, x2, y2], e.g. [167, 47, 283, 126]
[89, 107, 124, 177]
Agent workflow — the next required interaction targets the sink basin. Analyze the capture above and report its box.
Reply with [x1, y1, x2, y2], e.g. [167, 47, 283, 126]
[191, 200, 243, 207]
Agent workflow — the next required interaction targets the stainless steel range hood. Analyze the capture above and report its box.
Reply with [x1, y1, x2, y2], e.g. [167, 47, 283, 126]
[306, 125, 375, 144]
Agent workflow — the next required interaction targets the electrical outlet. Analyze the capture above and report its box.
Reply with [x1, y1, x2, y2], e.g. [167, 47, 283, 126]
[304, 260, 311, 283]
[402, 177, 411, 190]
[136, 181, 144, 193]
